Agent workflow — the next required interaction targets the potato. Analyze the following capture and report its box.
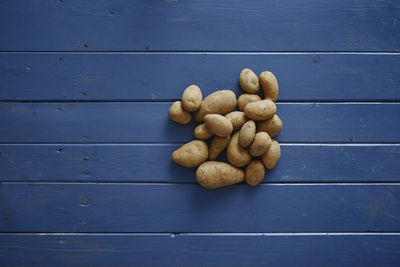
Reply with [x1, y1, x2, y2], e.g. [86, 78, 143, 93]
[239, 68, 259, 93]
[259, 71, 278, 102]
[245, 160, 265, 186]
[227, 132, 252, 167]
[182, 85, 203, 112]
[244, 100, 276, 120]
[196, 161, 244, 189]
[249, 132, 272, 157]
[256, 114, 282, 138]
[194, 123, 213, 140]
[238, 94, 262, 111]
[225, 111, 248, 131]
[169, 101, 191, 124]
[172, 140, 208, 167]
[261, 140, 281, 169]
[194, 90, 237, 121]
[204, 114, 233, 137]
[239, 120, 256, 147]
[209, 135, 231, 160]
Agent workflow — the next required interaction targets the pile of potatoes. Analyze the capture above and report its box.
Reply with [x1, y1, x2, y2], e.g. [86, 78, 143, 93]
[169, 68, 282, 189]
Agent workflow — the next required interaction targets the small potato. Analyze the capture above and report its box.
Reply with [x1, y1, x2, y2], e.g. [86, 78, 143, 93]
[196, 161, 244, 189]
[182, 85, 203, 112]
[169, 101, 191, 124]
[204, 114, 233, 137]
[244, 100, 276, 121]
[249, 132, 272, 157]
[209, 135, 231, 160]
[245, 160, 265, 186]
[239, 68, 259, 93]
[259, 71, 278, 102]
[239, 120, 256, 147]
[227, 132, 252, 167]
[194, 123, 213, 140]
[238, 94, 262, 111]
[225, 111, 248, 130]
[257, 114, 283, 138]
[194, 90, 237, 121]
[261, 140, 281, 169]
[172, 140, 208, 168]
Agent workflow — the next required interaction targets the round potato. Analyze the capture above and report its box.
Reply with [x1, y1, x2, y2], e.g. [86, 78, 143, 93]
[259, 71, 278, 102]
[182, 85, 202, 112]
[196, 161, 244, 189]
[245, 160, 265, 186]
[227, 132, 252, 167]
[194, 123, 213, 140]
[225, 111, 248, 131]
[238, 94, 262, 111]
[239, 68, 259, 93]
[256, 114, 282, 138]
[169, 101, 191, 124]
[172, 140, 208, 168]
[261, 140, 281, 169]
[194, 90, 237, 121]
[239, 120, 256, 147]
[249, 132, 272, 157]
[209, 135, 231, 160]
[204, 114, 233, 137]
[244, 100, 276, 121]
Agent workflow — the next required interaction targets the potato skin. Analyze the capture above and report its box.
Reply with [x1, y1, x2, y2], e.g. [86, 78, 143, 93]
[245, 160, 265, 186]
[238, 94, 262, 111]
[256, 114, 283, 138]
[196, 161, 244, 189]
[244, 100, 276, 121]
[204, 114, 233, 137]
[249, 132, 272, 157]
[194, 90, 237, 121]
[225, 111, 248, 131]
[261, 140, 281, 169]
[259, 71, 279, 102]
[209, 135, 231, 160]
[194, 123, 213, 140]
[172, 140, 208, 167]
[182, 85, 203, 112]
[239, 120, 256, 147]
[227, 132, 252, 167]
[239, 68, 260, 93]
[169, 101, 191, 124]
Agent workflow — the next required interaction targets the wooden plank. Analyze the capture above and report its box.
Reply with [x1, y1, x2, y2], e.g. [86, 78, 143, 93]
[0, 234, 399, 267]
[1, 53, 399, 101]
[1, 144, 399, 182]
[0, 183, 398, 232]
[0, 102, 399, 143]
[0, 0, 399, 51]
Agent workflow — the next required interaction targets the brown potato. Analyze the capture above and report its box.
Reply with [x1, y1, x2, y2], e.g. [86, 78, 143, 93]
[225, 111, 248, 130]
[261, 140, 281, 169]
[237, 94, 262, 111]
[204, 114, 233, 137]
[239, 68, 259, 93]
[244, 100, 276, 121]
[227, 132, 252, 167]
[249, 132, 272, 157]
[169, 101, 191, 124]
[259, 71, 278, 102]
[172, 140, 208, 167]
[194, 90, 237, 121]
[196, 161, 244, 189]
[257, 114, 283, 138]
[209, 135, 231, 160]
[194, 123, 213, 140]
[182, 85, 203, 112]
[239, 120, 256, 147]
[245, 160, 265, 186]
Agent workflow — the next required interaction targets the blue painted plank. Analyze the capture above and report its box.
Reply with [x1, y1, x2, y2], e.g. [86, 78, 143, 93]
[0, 0, 399, 51]
[0, 234, 399, 267]
[1, 53, 399, 101]
[1, 144, 399, 182]
[0, 183, 398, 232]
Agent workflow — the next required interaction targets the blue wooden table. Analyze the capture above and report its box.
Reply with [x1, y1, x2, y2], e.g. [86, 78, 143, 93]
[0, 1, 399, 266]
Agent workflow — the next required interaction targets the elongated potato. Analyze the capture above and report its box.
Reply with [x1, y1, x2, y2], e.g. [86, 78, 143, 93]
[225, 111, 248, 131]
[239, 120, 256, 147]
[194, 123, 213, 140]
[182, 85, 202, 112]
[169, 101, 191, 124]
[194, 90, 237, 121]
[245, 160, 265, 186]
[244, 100, 276, 120]
[172, 140, 208, 167]
[196, 161, 244, 189]
[227, 132, 252, 167]
[209, 135, 231, 160]
[256, 114, 283, 138]
[239, 68, 259, 93]
[204, 114, 233, 137]
[261, 140, 281, 169]
[249, 132, 272, 157]
[238, 94, 262, 111]
[259, 71, 278, 102]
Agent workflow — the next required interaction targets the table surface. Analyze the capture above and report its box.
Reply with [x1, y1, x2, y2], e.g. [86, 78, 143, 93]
[0, 0, 399, 266]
